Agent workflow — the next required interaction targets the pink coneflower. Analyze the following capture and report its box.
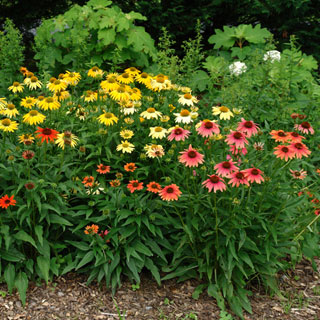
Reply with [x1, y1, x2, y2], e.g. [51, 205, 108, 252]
[229, 145, 247, 156]
[196, 120, 220, 138]
[159, 184, 182, 201]
[228, 171, 250, 187]
[202, 175, 226, 193]
[237, 118, 259, 138]
[243, 168, 264, 184]
[273, 145, 295, 161]
[225, 131, 248, 149]
[290, 142, 311, 159]
[167, 126, 190, 141]
[294, 121, 314, 135]
[287, 131, 305, 143]
[214, 160, 239, 177]
[179, 145, 204, 167]
[270, 130, 290, 143]
[290, 169, 307, 180]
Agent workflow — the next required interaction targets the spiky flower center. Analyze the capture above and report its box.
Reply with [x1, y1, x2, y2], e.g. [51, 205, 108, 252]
[122, 73, 129, 78]
[180, 110, 190, 117]
[92, 67, 99, 71]
[244, 121, 253, 128]
[30, 76, 38, 82]
[236, 172, 244, 179]
[147, 108, 155, 113]
[104, 112, 113, 119]
[184, 93, 192, 99]
[42, 128, 52, 135]
[301, 121, 310, 129]
[251, 169, 259, 175]
[174, 128, 183, 135]
[155, 127, 163, 132]
[46, 97, 54, 103]
[187, 150, 197, 158]
[13, 82, 20, 87]
[1, 119, 11, 126]
[282, 147, 289, 152]
[294, 143, 303, 149]
[141, 72, 148, 78]
[222, 162, 231, 169]
[30, 110, 38, 116]
[166, 187, 174, 193]
[219, 106, 229, 112]
[209, 176, 220, 183]
[7, 104, 15, 110]
[54, 80, 61, 85]
[291, 132, 299, 137]
[233, 132, 243, 139]
[204, 121, 213, 129]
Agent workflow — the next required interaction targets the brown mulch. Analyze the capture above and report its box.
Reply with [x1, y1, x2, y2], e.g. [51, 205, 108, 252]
[1, 259, 320, 320]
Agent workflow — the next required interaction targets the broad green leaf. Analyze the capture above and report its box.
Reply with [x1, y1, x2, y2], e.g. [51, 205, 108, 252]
[15, 272, 28, 306]
[76, 251, 94, 270]
[4, 264, 15, 294]
[37, 256, 50, 284]
[34, 225, 43, 246]
[14, 231, 37, 249]
[49, 214, 73, 226]
[133, 241, 153, 257]
[87, 0, 112, 10]
[145, 257, 160, 285]
[208, 26, 236, 49]
[98, 28, 116, 46]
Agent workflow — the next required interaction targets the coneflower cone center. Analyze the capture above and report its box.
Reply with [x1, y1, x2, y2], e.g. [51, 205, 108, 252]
[187, 151, 197, 158]
[278, 131, 286, 137]
[301, 121, 310, 129]
[43, 128, 52, 135]
[244, 121, 253, 128]
[7, 104, 15, 110]
[222, 162, 231, 168]
[2, 119, 11, 126]
[155, 127, 163, 132]
[204, 121, 213, 129]
[282, 147, 289, 152]
[13, 82, 20, 86]
[184, 93, 192, 99]
[295, 143, 303, 149]
[251, 169, 259, 175]
[291, 132, 299, 137]
[233, 132, 243, 139]
[210, 176, 220, 183]
[141, 73, 148, 78]
[180, 110, 190, 116]
[122, 73, 129, 78]
[30, 110, 38, 116]
[166, 187, 174, 193]
[236, 172, 244, 179]
[132, 182, 139, 187]
[5, 200, 10, 204]
[47, 97, 54, 103]
[174, 128, 183, 135]
[104, 113, 113, 118]
[219, 106, 229, 112]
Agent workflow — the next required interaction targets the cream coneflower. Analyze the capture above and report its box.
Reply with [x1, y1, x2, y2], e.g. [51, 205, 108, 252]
[212, 105, 234, 120]
[149, 127, 168, 139]
[145, 144, 165, 158]
[8, 81, 24, 93]
[120, 129, 134, 139]
[178, 93, 198, 106]
[23, 110, 46, 125]
[174, 109, 194, 124]
[290, 169, 307, 180]
[26, 76, 42, 90]
[116, 140, 135, 153]
[140, 107, 162, 120]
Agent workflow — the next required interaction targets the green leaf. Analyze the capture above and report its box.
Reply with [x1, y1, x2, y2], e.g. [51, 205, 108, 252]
[192, 284, 206, 300]
[190, 70, 209, 92]
[34, 225, 43, 246]
[87, 0, 112, 10]
[76, 251, 94, 270]
[37, 256, 50, 284]
[126, 258, 140, 283]
[125, 11, 147, 21]
[4, 264, 15, 294]
[242, 24, 272, 44]
[98, 28, 116, 46]
[145, 257, 160, 285]
[127, 26, 156, 55]
[134, 241, 153, 257]
[208, 284, 225, 310]
[14, 230, 37, 249]
[0, 249, 25, 262]
[14, 272, 28, 306]
[208, 26, 236, 49]
[49, 214, 73, 226]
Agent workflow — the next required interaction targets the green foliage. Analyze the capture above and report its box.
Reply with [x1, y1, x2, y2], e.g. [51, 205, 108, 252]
[33, 0, 157, 74]
[0, 19, 24, 95]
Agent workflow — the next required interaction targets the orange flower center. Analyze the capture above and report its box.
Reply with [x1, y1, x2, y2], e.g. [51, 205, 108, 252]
[219, 106, 229, 112]
[141, 72, 148, 78]
[184, 93, 192, 99]
[180, 110, 190, 117]
[13, 82, 20, 87]
[155, 127, 163, 132]
[1, 119, 11, 126]
[147, 108, 155, 113]
[30, 76, 38, 82]
[7, 104, 15, 110]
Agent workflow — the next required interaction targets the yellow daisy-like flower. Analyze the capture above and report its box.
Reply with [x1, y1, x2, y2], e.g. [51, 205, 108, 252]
[160, 115, 170, 122]
[82, 90, 98, 102]
[149, 127, 168, 139]
[47, 79, 68, 92]
[129, 88, 142, 101]
[8, 81, 24, 93]
[20, 96, 37, 109]
[120, 129, 134, 139]
[124, 117, 134, 124]
[135, 72, 152, 86]
[23, 110, 46, 125]
[150, 76, 171, 91]
[178, 93, 198, 107]
[26, 76, 42, 90]
[116, 140, 135, 153]
[55, 131, 79, 149]
[64, 71, 81, 86]
[109, 85, 130, 102]
[38, 97, 61, 111]
[88, 66, 104, 78]
[140, 107, 162, 120]
[0, 97, 7, 109]
[212, 105, 234, 120]
[3, 103, 19, 118]
[18, 133, 35, 145]
[98, 112, 119, 126]
[174, 109, 196, 124]
[117, 72, 134, 84]
[100, 77, 120, 92]
[0, 118, 18, 132]
[46, 77, 57, 88]
[23, 72, 34, 84]
[54, 90, 70, 101]
[125, 67, 141, 77]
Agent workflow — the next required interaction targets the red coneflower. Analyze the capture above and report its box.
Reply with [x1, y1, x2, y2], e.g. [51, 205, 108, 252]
[146, 181, 162, 193]
[22, 150, 35, 160]
[315, 209, 320, 216]
[82, 176, 94, 187]
[290, 142, 311, 159]
[96, 164, 110, 174]
[159, 184, 181, 201]
[167, 127, 190, 142]
[0, 195, 16, 209]
[273, 145, 295, 161]
[84, 224, 99, 235]
[202, 175, 226, 193]
[225, 131, 248, 149]
[25, 182, 36, 190]
[196, 120, 220, 138]
[243, 168, 264, 184]
[124, 163, 137, 172]
[294, 121, 314, 135]
[110, 179, 121, 187]
[214, 160, 239, 178]
[228, 171, 250, 187]
[237, 118, 259, 138]
[127, 180, 143, 193]
[290, 169, 307, 180]
[270, 130, 290, 143]
[35, 127, 59, 143]
[179, 145, 204, 167]
[287, 131, 305, 143]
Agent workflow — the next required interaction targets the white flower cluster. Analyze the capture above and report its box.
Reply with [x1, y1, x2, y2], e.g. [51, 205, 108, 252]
[229, 61, 247, 76]
[263, 50, 281, 62]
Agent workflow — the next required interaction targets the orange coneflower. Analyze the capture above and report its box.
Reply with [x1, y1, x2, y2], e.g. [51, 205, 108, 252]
[0, 194, 16, 209]
[127, 180, 143, 193]
[287, 131, 305, 143]
[110, 179, 121, 187]
[146, 181, 162, 194]
[84, 224, 99, 235]
[159, 184, 181, 201]
[35, 127, 59, 143]
[290, 142, 311, 159]
[243, 168, 264, 184]
[228, 171, 250, 187]
[270, 130, 290, 143]
[273, 145, 295, 161]
[124, 163, 137, 172]
[214, 160, 239, 178]
[290, 169, 307, 180]
[96, 164, 110, 174]
[82, 176, 95, 187]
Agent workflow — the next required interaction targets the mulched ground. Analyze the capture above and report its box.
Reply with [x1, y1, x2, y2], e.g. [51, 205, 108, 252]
[1, 259, 320, 320]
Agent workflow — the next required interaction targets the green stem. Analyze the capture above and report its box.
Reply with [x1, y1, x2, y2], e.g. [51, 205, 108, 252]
[293, 213, 320, 242]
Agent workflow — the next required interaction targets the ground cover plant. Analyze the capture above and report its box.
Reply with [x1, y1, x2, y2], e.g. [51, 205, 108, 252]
[0, 21, 320, 319]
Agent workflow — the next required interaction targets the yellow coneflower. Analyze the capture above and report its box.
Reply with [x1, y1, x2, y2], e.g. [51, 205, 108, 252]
[212, 105, 234, 120]
[109, 85, 130, 102]
[120, 129, 134, 139]
[55, 131, 79, 149]
[125, 67, 141, 77]
[149, 127, 168, 139]
[23, 110, 46, 125]
[18, 133, 35, 145]
[38, 96, 61, 111]
[3, 103, 19, 118]
[88, 66, 104, 78]
[46, 77, 57, 88]
[23, 72, 34, 84]
[8, 81, 24, 93]
[135, 72, 152, 86]
[26, 76, 42, 90]
[140, 107, 162, 120]
[0, 118, 18, 132]
[63, 71, 81, 86]
[98, 112, 119, 126]
[0, 97, 7, 109]
[54, 90, 70, 101]
[81, 90, 97, 102]
[116, 140, 135, 153]
[117, 72, 134, 84]
[129, 87, 142, 101]
[100, 77, 120, 93]
[20, 96, 37, 109]
[47, 79, 68, 92]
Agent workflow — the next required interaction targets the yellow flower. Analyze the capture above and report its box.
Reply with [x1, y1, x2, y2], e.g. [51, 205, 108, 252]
[98, 112, 119, 126]
[149, 127, 168, 139]
[20, 96, 37, 109]
[150, 75, 171, 91]
[140, 107, 162, 120]
[116, 140, 135, 153]
[169, 104, 176, 112]
[109, 85, 130, 102]
[8, 82, 24, 93]
[81, 90, 98, 102]
[117, 72, 134, 84]
[100, 78, 120, 92]
[26, 76, 42, 90]
[124, 67, 141, 77]
[178, 93, 198, 107]
[47, 79, 68, 92]
[120, 129, 134, 139]
[129, 87, 142, 101]
[212, 105, 234, 120]
[124, 117, 134, 124]
[87, 66, 104, 78]
[0, 97, 7, 109]
[0, 118, 18, 132]
[54, 90, 70, 101]
[3, 103, 19, 118]
[38, 97, 61, 111]
[55, 131, 79, 149]
[23, 110, 46, 125]
[135, 72, 152, 87]
[160, 115, 170, 122]
[64, 71, 81, 86]
[18, 133, 35, 145]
